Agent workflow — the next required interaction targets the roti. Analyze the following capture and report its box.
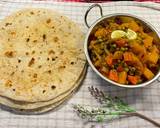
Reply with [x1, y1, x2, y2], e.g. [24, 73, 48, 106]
[0, 8, 86, 102]
[0, 64, 87, 110]
[1, 93, 72, 115]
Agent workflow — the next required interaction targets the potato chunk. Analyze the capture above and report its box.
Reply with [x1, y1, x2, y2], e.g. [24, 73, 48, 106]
[143, 67, 154, 80]
[118, 71, 127, 84]
[129, 21, 139, 32]
[143, 35, 153, 48]
[130, 41, 146, 55]
[147, 45, 159, 64]
[113, 51, 123, 59]
[147, 52, 159, 64]
[95, 28, 107, 38]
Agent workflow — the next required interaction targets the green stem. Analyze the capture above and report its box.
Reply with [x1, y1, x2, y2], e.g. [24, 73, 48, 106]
[89, 112, 160, 127]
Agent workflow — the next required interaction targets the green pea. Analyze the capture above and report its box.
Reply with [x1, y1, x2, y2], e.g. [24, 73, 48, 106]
[112, 44, 117, 48]
[124, 67, 129, 72]
[114, 64, 119, 69]
[138, 79, 142, 84]
[125, 47, 128, 51]
[120, 47, 125, 51]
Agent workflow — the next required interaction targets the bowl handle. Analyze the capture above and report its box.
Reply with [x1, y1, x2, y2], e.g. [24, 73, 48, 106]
[84, 4, 103, 28]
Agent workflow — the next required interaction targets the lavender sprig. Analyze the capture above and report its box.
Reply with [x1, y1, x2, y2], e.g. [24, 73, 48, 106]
[73, 87, 160, 127]
[88, 86, 135, 113]
[73, 86, 135, 122]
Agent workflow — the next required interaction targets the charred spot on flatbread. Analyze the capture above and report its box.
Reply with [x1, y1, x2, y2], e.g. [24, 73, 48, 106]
[4, 51, 16, 58]
[51, 85, 56, 90]
[28, 58, 35, 67]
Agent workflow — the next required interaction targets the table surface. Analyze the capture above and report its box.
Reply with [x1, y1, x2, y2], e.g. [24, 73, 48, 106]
[0, 1, 160, 128]
[2, 0, 160, 2]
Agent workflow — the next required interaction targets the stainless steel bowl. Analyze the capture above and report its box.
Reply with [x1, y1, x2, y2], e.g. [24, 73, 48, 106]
[84, 4, 160, 88]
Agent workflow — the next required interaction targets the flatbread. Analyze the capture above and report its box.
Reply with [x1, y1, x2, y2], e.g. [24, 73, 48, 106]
[0, 64, 87, 110]
[0, 8, 86, 102]
[1, 92, 71, 115]
[0, 65, 87, 114]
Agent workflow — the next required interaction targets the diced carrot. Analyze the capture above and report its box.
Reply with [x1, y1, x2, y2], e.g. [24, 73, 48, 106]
[115, 39, 126, 47]
[117, 65, 124, 72]
[105, 54, 113, 66]
[108, 70, 118, 82]
[123, 52, 133, 62]
[127, 75, 139, 85]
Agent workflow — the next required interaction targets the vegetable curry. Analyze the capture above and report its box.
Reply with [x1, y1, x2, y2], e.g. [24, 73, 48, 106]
[88, 16, 160, 85]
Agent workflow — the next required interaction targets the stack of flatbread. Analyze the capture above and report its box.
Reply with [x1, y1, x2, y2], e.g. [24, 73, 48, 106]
[0, 8, 86, 114]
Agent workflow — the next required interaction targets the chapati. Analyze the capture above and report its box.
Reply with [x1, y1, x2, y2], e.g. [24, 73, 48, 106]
[0, 8, 86, 102]
[0, 64, 87, 110]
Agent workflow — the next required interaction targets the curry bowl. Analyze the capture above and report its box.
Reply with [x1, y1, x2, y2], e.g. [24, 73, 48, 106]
[84, 4, 160, 88]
